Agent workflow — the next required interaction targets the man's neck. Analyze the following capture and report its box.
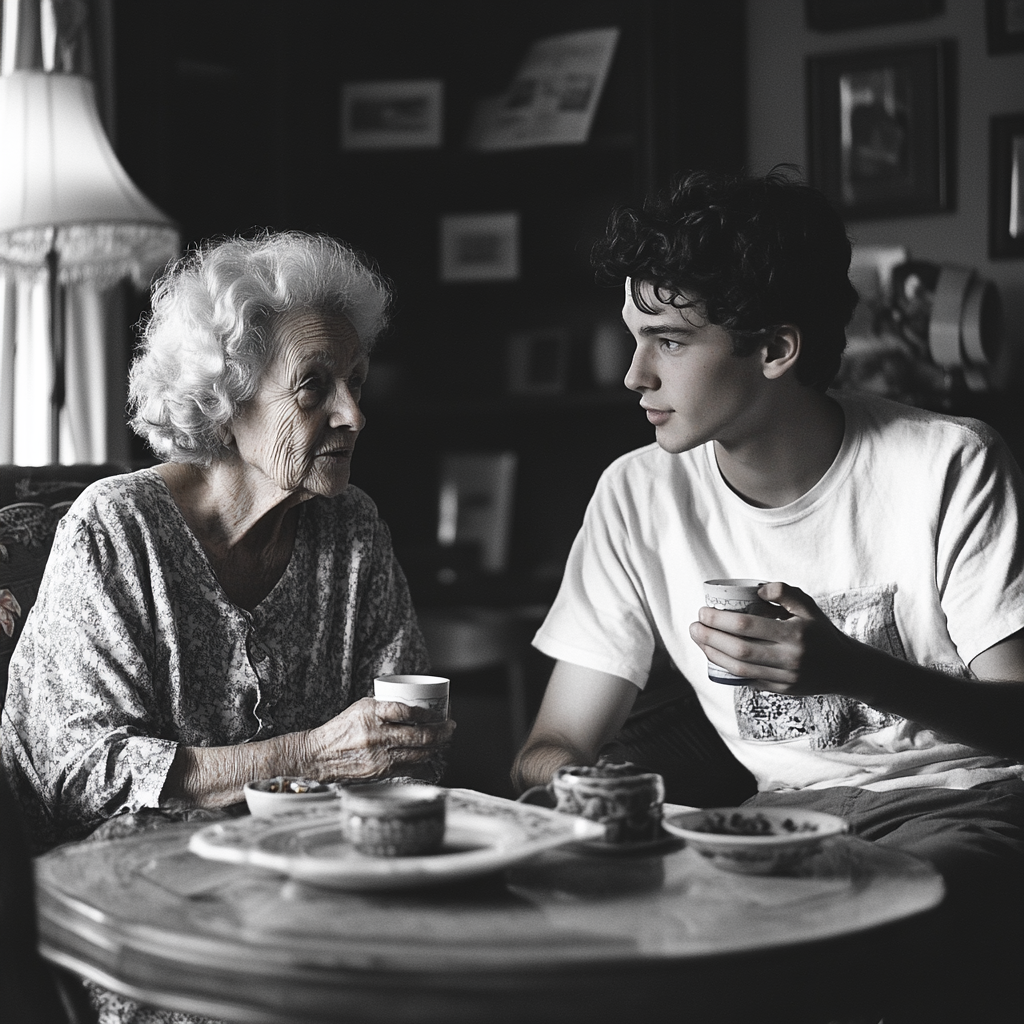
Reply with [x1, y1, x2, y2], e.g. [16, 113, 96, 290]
[713, 389, 845, 509]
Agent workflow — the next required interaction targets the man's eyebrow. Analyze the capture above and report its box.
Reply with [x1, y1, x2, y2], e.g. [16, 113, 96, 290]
[629, 322, 695, 337]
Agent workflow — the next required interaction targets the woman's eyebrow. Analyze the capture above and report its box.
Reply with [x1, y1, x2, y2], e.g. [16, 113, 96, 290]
[293, 348, 338, 372]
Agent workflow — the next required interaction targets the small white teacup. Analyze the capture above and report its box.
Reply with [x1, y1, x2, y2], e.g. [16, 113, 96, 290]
[374, 674, 450, 721]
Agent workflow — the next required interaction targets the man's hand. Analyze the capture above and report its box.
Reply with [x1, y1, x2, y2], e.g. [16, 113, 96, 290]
[689, 582, 861, 697]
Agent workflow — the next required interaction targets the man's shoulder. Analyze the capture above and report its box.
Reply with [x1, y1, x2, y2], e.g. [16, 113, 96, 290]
[837, 390, 1001, 455]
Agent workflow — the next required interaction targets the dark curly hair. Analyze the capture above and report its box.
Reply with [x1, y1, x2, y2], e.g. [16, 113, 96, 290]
[592, 167, 860, 390]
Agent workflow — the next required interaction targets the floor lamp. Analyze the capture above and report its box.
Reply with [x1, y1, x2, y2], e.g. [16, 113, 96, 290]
[0, 0, 179, 462]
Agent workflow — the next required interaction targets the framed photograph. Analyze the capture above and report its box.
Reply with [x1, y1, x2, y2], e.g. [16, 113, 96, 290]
[985, 0, 1024, 54]
[340, 79, 443, 151]
[989, 113, 1024, 258]
[439, 212, 520, 283]
[807, 41, 955, 219]
[506, 330, 569, 395]
[436, 452, 518, 573]
[805, 0, 943, 32]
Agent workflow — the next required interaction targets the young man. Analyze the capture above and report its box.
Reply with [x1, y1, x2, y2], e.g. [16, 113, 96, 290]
[512, 169, 1024, 1022]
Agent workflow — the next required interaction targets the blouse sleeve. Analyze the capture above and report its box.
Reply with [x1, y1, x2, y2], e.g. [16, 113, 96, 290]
[0, 511, 178, 852]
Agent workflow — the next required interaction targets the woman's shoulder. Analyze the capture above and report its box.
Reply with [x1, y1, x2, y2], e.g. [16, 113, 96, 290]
[58, 468, 183, 552]
[66, 467, 172, 521]
[306, 484, 385, 535]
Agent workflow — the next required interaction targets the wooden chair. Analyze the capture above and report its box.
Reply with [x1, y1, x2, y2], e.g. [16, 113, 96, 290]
[413, 452, 544, 795]
[1, 463, 126, 707]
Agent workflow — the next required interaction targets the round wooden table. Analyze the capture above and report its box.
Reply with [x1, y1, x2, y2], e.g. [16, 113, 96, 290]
[35, 790, 944, 1024]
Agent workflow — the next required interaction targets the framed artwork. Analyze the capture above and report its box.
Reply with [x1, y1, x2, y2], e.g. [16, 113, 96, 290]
[807, 41, 955, 220]
[989, 113, 1024, 258]
[805, 0, 943, 32]
[985, 0, 1024, 54]
[436, 452, 518, 573]
[439, 212, 520, 283]
[340, 79, 443, 151]
[505, 329, 569, 396]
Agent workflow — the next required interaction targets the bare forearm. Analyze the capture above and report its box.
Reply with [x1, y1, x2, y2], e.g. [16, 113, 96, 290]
[160, 696, 455, 809]
[846, 644, 1024, 762]
[162, 731, 313, 809]
[511, 739, 590, 794]
[511, 665, 641, 794]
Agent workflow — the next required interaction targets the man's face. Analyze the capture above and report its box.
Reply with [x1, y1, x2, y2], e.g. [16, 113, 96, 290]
[621, 279, 769, 455]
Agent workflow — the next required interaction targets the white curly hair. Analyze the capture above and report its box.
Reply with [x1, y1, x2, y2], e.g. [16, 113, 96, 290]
[128, 230, 392, 465]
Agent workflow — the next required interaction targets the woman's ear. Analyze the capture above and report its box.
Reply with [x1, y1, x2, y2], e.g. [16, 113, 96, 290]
[761, 325, 801, 380]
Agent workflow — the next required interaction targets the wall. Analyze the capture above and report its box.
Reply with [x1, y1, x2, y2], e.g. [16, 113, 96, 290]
[746, 0, 1024, 388]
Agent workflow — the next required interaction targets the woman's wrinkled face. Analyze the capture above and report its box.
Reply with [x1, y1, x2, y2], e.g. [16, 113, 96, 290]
[230, 310, 368, 500]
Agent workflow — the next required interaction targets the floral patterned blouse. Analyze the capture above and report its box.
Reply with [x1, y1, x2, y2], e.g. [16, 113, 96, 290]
[0, 468, 429, 854]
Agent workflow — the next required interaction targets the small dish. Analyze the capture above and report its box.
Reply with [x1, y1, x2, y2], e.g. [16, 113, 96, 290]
[244, 777, 339, 817]
[662, 806, 848, 875]
[340, 782, 447, 857]
[566, 802, 696, 856]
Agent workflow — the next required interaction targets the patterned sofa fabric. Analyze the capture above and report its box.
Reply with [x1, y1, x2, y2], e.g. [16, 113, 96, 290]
[0, 464, 127, 706]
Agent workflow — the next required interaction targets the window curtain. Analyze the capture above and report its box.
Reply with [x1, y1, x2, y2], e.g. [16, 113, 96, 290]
[0, 274, 130, 466]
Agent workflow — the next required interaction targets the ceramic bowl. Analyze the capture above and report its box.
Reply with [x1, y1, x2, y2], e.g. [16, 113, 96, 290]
[340, 782, 447, 857]
[243, 776, 339, 817]
[662, 806, 848, 875]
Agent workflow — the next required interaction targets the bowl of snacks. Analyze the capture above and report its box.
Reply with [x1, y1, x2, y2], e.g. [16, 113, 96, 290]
[662, 806, 848, 875]
[244, 776, 339, 817]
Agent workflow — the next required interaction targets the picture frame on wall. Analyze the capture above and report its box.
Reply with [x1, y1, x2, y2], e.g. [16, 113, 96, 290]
[506, 329, 569, 396]
[806, 41, 955, 220]
[439, 212, 520, 283]
[985, 0, 1024, 54]
[340, 79, 443, 151]
[989, 113, 1024, 258]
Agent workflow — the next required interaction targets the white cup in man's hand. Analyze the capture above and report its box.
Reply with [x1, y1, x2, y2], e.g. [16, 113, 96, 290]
[702, 578, 774, 685]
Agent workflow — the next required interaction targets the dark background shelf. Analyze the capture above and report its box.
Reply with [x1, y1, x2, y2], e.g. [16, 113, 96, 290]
[111, 0, 748, 587]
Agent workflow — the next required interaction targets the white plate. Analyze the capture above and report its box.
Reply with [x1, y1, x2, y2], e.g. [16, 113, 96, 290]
[188, 788, 604, 890]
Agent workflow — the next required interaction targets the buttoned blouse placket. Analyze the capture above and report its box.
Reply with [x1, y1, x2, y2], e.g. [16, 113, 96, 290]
[242, 609, 278, 741]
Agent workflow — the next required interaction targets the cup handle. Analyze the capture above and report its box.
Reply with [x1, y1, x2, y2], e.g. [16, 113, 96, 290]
[516, 785, 557, 809]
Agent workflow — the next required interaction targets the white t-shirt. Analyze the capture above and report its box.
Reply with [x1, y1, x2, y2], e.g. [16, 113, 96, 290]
[534, 391, 1024, 792]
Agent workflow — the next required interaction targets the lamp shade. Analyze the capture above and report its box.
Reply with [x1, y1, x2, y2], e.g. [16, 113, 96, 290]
[0, 69, 179, 284]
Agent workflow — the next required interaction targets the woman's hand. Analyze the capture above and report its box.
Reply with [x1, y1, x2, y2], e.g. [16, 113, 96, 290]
[302, 697, 456, 782]
[688, 582, 863, 697]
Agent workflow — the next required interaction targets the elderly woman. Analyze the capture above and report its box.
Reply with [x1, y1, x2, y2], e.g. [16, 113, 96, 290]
[1, 230, 453, 855]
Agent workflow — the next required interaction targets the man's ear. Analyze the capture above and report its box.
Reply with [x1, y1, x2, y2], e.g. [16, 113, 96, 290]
[761, 325, 801, 380]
